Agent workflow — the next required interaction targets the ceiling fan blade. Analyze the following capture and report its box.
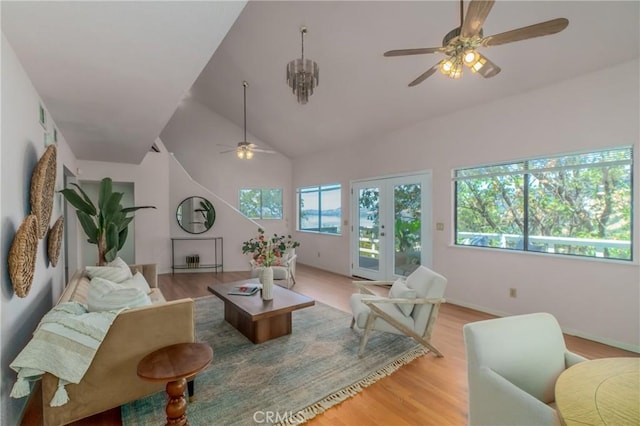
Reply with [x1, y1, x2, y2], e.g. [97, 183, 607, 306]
[473, 52, 501, 78]
[408, 63, 440, 87]
[384, 47, 441, 57]
[220, 148, 237, 154]
[252, 148, 277, 154]
[461, 0, 495, 39]
[482, 18, 569, 47]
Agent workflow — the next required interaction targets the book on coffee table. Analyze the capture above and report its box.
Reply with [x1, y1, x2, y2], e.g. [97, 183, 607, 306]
[228, 284, 261, 296]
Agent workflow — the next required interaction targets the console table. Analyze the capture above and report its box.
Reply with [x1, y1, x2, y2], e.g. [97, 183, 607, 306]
[171, 237, 223, 273]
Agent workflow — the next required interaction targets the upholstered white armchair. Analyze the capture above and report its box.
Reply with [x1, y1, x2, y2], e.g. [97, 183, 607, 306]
[463, 312, 587, 426]
[350, 266, 447, 356]
[272, 252, 297, 289]
[250, 250, 297, 289]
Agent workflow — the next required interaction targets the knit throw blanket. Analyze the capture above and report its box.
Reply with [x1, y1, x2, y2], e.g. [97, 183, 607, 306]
[10, 302, 120, 407]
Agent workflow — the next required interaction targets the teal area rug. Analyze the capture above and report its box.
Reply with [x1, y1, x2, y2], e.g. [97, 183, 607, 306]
[121, 295, 427, 425]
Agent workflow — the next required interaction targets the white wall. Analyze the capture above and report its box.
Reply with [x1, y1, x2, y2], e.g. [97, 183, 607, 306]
[293, 60, 640, 351]
[1, 34, 78, 425]
[168, 154, 262, 272]
[161, 97, 295, 270]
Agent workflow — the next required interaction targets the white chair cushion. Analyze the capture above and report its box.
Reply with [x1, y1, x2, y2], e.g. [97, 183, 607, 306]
[350, 293, 414, 334]
[388, 279, 416, 316]
[272, 267, 289, 280]
[405, 266, 447, 332]
[87, 276, 151, 312]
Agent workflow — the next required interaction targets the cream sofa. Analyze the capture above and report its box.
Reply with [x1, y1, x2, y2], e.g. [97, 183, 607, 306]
[41, 264, 195, 426]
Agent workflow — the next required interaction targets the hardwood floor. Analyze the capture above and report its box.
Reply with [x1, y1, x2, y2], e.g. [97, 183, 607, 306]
[21, 264, 637, 425]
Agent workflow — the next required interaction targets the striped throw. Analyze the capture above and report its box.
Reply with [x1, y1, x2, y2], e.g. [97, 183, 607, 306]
[10, 302, 120, 406]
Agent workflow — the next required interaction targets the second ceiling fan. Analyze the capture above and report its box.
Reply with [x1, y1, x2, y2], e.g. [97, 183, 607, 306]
[384, 0, 569, 86]
[219, 81, 276, 159]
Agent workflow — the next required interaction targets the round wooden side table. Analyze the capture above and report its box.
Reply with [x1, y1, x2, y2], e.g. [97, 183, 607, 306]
[555, 357, 639, 425]
[137, 342, 213, 426]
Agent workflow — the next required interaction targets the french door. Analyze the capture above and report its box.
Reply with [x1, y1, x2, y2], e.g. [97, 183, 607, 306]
[351, 173, 432, 281]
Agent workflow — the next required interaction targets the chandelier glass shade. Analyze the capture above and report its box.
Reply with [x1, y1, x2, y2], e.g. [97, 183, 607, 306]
[286, 27, 319, 104]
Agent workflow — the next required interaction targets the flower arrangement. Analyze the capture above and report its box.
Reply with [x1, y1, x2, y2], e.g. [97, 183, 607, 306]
[242, 228, 300, 267]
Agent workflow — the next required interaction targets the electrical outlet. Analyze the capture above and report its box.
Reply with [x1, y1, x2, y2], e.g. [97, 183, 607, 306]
[436, 222, 444, 231]
[509, 288, 517, 298]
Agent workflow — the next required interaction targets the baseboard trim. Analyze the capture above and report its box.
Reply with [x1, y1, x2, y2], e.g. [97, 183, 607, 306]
[446, 298, 640, 354]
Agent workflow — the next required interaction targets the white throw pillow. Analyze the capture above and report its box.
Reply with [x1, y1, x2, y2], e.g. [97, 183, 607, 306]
[87, 276, 151, 312]
[119, 272, 152, 295]
[108, 257, 133, 277]
[86, 257, 132, 283]
[389, 279, 416, 317]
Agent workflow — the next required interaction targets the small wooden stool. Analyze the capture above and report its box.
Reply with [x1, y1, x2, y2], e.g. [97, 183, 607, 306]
[137, 342, 213, 425]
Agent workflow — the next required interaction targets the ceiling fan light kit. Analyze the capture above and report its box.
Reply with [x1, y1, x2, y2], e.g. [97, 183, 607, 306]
[237, 146, 253, 160]
[286, 26, 319, 104]
[384, 0, 569, 85]
[438, 26, 486, 79]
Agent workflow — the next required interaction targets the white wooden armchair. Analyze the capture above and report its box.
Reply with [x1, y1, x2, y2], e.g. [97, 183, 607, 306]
[250, 250, 297, 289]
[463, 313, 587, 426]
[272, 253, 297, 289]
[349, 266, 447, 356]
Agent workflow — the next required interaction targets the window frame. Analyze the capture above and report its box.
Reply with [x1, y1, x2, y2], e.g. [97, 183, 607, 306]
[297, 183, 342, 235]
[238, 188, 283, 220]
[453, 146, 634, 262]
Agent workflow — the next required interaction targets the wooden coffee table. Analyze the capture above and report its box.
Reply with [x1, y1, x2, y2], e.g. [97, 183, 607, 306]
[208, 278, 314, 343]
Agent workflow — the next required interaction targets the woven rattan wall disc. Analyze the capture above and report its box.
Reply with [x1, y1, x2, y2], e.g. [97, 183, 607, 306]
[30, 144, 57, 239]
[48, 216, 64, 267]
[9, 215, 39, 298]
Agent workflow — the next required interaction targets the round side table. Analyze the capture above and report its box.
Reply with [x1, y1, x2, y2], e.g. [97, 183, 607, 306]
[137, 342, 213, 426]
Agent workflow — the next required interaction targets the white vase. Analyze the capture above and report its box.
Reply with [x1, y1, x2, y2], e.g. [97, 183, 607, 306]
[262, 266, 274, 301]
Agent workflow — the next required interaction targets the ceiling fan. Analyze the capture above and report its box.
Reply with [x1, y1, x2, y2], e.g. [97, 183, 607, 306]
[384, 0, 569, 85]
[218, 81, 276, 159]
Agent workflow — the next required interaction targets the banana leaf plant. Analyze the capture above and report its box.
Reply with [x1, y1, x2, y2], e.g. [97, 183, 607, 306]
[59, 177, 156, 265]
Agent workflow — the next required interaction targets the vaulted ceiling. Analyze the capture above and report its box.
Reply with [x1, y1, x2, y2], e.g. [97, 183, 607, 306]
[2, 1, 246, 163]
[3, 1, 639, 163]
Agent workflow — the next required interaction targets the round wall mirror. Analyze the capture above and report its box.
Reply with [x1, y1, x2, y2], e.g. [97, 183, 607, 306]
[176, 197, 216, 234]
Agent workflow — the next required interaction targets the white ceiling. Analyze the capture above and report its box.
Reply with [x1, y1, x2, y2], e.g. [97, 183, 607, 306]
[3, 1, 639, 163]
[1, 1, 246, 163]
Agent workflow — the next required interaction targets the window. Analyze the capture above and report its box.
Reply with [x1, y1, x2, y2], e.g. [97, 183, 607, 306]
[239, 188, 283, 219]
[298, 184, 341, 235]
[454, 146, 633, 261]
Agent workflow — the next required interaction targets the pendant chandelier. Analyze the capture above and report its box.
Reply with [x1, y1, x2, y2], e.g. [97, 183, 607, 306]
[286, 26, 319, 104]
